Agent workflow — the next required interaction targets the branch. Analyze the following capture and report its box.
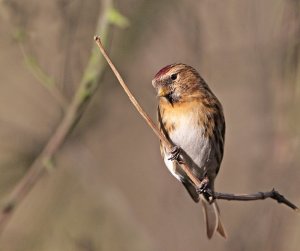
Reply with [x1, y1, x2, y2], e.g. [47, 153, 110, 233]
[0, 0, 116, 235]
[206, 188, 299, 211]
[94, 36, 204, 189]
[94, 35, 299, 212]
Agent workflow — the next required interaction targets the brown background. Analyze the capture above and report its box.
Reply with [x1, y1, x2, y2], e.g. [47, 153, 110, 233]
[0, 0, 299, 250]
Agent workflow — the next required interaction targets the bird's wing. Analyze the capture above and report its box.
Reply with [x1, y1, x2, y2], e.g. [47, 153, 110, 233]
[213, 103, 226, 174]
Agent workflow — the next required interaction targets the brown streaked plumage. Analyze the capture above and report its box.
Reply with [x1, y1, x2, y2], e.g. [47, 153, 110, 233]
[152, 63, 226, 239]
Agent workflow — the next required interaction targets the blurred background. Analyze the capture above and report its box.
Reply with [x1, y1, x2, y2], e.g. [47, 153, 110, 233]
[0, 0, 300, 250]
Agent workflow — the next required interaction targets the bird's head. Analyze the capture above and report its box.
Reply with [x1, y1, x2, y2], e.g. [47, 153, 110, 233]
[152, 63, 204, 104]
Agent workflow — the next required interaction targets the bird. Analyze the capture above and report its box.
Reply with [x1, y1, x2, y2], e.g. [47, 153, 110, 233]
[152, 63, 226, 239]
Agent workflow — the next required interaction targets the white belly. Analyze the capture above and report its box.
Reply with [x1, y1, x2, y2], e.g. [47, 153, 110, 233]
[162, 111, 211, 180]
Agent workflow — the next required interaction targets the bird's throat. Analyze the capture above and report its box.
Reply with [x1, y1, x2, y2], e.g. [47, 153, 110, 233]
[163, 92, 179, 105]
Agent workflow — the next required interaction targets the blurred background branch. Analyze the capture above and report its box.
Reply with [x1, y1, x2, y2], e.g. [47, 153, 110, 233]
[19, 40, 68, 109]
[0, 0, 129, 236]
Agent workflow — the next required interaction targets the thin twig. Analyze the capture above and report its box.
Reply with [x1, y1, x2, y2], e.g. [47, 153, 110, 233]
[0, 0, 115, 235]
[206, 188, 299, 211]
[94, 35, 299, 212]
[94, 36, 203, 189]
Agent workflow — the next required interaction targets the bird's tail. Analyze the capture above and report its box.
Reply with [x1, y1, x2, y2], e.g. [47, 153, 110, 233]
[200, 195, 227, 239]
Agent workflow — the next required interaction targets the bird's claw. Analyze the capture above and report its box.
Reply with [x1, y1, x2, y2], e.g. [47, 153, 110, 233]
[196, 178, 209, 194]
[196, 177, 215, 203]
[168, 145, 181, 161]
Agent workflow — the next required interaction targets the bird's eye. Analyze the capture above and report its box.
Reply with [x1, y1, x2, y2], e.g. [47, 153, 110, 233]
[170, 74, 177, 80]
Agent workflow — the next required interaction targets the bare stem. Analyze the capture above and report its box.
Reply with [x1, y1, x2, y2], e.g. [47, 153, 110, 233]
[206, 189, 299, 211]
[94, 35, 299, 212]
[94, 36, 202, 188]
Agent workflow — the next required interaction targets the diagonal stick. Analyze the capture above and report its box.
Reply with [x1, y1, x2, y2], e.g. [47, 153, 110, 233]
[93, 36, 203, 189]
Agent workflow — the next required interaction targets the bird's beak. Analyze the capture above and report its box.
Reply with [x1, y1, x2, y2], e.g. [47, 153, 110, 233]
[157, 86, 169, 97]
[152, 79, 169, 97]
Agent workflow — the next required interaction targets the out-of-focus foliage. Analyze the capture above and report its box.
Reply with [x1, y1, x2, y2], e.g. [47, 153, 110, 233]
[0, 0, 299, 251]
[107, 7, 130, 28]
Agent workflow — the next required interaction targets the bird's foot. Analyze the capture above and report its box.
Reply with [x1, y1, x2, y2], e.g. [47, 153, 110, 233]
[196, 176, 209, 194]
[168, 145, 182, 162]
[196, 177, 215, 203]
